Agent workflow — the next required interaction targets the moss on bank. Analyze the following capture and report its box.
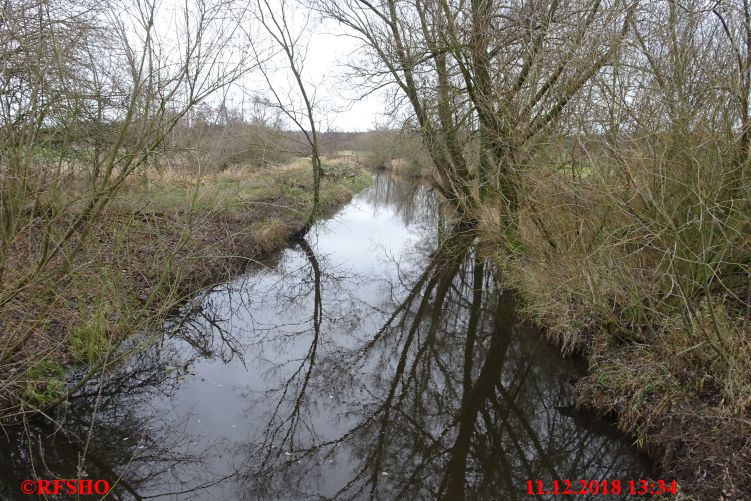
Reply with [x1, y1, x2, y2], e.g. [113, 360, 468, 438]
[0, 159, 371, 420]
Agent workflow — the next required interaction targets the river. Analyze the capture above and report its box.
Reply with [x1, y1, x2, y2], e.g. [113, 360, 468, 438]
[0, 172, 651, 500]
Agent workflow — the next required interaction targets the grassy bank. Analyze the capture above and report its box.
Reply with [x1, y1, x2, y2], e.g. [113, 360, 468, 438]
[0, 157, 370, 421]
[478, 139, 750, 499]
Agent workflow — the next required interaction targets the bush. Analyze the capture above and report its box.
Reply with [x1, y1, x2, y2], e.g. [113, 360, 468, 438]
[353, 129, 433, 175]
[480, 130, 751, 496]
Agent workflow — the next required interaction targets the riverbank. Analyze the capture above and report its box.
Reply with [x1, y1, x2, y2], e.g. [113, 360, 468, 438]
[0, 159, 370, 421]
[478, 162, 750, 499]
[0, 170, 655, 499]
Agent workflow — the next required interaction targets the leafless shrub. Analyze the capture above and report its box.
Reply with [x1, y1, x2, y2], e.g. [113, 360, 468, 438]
[0, 0, 252, 417]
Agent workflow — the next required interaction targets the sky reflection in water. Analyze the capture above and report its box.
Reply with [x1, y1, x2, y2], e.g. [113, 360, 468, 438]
[0, 172, 651, 500]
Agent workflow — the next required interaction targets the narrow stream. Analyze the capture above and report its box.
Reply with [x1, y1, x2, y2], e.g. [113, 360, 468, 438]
[0, 172, 651, 500]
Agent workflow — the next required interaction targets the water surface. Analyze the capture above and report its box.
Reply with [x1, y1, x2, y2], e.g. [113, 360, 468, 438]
[0, 172, 651, 500]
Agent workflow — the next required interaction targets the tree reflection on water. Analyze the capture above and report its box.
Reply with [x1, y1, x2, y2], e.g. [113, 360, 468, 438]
[0, 173, 649, 500]
[234, 225, 648, 500]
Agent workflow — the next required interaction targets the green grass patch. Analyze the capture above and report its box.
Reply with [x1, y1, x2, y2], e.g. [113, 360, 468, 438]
[70, 313, 113, 366]
[23, 360, 66, 408]
[119, 161, 372, 218]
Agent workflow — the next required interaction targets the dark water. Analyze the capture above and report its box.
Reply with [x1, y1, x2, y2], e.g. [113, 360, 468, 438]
[0, 172, 651, 500]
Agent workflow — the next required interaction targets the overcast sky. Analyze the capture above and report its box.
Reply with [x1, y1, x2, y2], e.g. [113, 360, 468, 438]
[224, 15, 387, 132]
[149, 0, 388, 131]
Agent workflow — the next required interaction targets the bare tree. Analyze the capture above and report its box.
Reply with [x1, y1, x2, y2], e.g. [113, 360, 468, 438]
[313, 0, 635, 216]
[0, 0, 253, 409]
[247, 0, 324, 228]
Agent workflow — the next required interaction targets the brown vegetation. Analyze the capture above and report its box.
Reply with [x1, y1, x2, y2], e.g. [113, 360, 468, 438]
[313, 0, 751, 497]
[479, 134, 751, 498]
[3, 0, 751, 495]
[0, 158, 370, 421]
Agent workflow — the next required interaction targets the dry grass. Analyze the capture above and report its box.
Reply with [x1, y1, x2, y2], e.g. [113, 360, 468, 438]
[479, 137, 751, 498]
[0, 157, 371, 421]
[383, 157, 430, 178]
